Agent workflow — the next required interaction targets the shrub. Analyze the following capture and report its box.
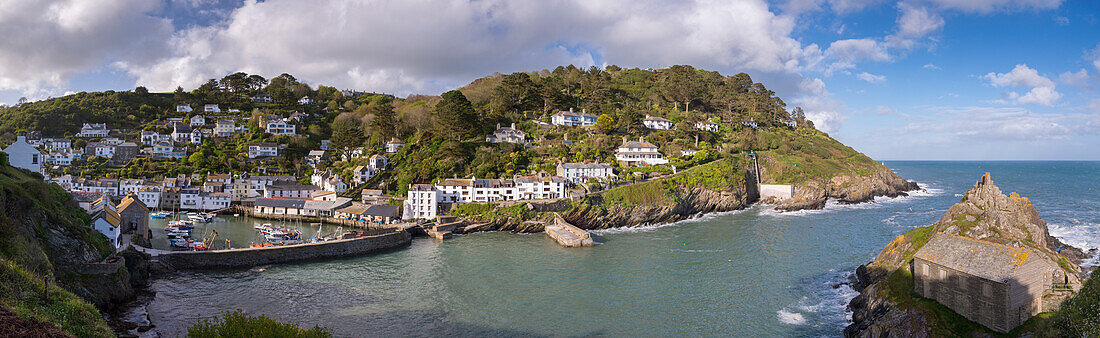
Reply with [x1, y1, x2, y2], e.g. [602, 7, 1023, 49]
[187, 309, 331, 338]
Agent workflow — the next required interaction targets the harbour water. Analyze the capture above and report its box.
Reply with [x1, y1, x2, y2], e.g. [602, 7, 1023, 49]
[149, 214, 346, 250]
[139, 161, 1099, 336]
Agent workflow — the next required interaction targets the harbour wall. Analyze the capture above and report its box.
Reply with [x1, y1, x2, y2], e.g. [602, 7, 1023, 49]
[156, 230, 411, 269]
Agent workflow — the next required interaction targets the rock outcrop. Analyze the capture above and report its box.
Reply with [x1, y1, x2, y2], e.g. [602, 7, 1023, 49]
[844, 173, 1086, 337]
[777, 168, 919, 211]
[564, 185, 750, 230]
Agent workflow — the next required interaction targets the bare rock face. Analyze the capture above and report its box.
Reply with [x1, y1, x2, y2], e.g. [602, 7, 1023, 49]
[564, 185, 750, 230]
[777, 168, 919, 211]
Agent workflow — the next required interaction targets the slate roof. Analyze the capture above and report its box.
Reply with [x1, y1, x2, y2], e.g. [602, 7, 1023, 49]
[914, 232, 1036, 283]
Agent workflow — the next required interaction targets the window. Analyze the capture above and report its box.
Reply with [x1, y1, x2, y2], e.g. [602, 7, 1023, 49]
[940, 269, 947, 280]
[982, 283, 992, 298]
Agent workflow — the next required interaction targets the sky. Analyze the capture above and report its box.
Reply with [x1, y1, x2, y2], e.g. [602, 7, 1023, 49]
[1, 0, 1098, 160]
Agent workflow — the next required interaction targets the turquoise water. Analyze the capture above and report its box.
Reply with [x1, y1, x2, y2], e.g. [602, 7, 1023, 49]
[141, 162, 1099, 337]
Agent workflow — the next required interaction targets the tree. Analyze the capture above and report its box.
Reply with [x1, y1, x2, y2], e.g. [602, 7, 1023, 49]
[174, 86, 188, 102]
[246, 74, 268, 91]
[134, 86, 148, 95]
[433, 90, 479, 141]
[596, 114, 615, 133]
[493, 72, 539, 113]
[656, 65, 701, 111]
[331, 113, 364, 159]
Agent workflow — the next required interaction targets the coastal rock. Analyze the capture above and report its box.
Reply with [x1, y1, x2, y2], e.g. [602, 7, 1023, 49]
[844, 173, 1086, 337]
[563, 185, 749, 230]
[776, 168, 919, 212]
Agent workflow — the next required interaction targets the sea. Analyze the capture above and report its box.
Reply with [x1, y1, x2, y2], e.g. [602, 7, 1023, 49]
[130, 161, 1099, 337]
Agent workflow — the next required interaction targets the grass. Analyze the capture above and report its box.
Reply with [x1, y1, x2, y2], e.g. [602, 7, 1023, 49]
[751, 129, 884, 184]
[0, 258, 113, 337]
[594, 158, 745, 207]
[877, 264, 999, 337]
[188, 309, 332, 337]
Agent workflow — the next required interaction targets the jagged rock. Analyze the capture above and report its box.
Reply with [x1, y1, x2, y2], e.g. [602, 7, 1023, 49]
[777, 169, 919, 211]
[564, 185, 749, 230]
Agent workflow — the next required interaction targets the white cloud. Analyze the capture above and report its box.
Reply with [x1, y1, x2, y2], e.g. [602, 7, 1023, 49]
[0, 0, 173, 96]
[792, 77, 846, 133]
[983, 64, 1061, 106]
[923, 63, 940, 70]
[1054, 15, 1069, 25]
[827, 0, 885, 13]
[1015, 86, 1062, 106]
[1059, 69, 1089, 88]
[121, 0, 822, 97]
[856, 72, 886, 83]
[983, 64, 1055, 88]
[906, 106, 1083, 140]
[1088, 43, 1100, 72]
[890, 2, 944, 45]
[826, 38, 891, 63]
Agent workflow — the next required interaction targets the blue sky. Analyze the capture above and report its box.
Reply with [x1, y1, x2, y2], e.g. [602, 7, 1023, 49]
[0, 0, 1098, 160]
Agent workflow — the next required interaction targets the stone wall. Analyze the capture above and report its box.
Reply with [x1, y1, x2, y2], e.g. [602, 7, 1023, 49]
[157, 230, 411, 269]
[759, 184, 794, 200]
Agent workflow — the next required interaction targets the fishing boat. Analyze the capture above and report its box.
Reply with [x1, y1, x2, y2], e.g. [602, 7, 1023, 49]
[188, 214, 209, 223]
[254, 223, 273, 231]
[151, 211, 171, 219]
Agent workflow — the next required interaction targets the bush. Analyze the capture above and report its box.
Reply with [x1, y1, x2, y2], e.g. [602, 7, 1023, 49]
[187, 310, 331, 338]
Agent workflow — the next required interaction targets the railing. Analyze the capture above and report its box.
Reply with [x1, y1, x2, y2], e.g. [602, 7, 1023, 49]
[1052, 283, 1074, 292]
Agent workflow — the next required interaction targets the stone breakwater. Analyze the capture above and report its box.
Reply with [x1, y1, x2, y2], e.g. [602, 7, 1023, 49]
[156, 230, 412, 269]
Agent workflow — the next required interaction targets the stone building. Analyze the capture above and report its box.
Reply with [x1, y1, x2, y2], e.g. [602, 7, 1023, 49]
[117, 195, 150, 241]
[912, 233, 1065, 333]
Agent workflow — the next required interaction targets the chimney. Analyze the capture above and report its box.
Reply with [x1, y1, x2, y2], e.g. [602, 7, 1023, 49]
[569, 107, 574, 113]
[16, 136, 26, 142]
[511, 122, 516, 129]
[496, 123, 501, 130]
[638, 136, 644, 142]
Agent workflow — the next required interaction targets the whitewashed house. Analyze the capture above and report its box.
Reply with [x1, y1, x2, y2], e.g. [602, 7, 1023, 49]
[214, 119, 235, 137]
[2, 136, 42, 174]
[141, 131, 159, 146]
[385, 138, 405, 153]
[76, 123, 109, 138]
[695, 121, 719, 132]
[266, 119, 296, 136]
[352, 165, 374, 185]
[248, 142, 279, 158]
[616, 137, 668, 166]
[556, 162, 615, 183]
[551, 108, 598, 127]
[643, 115, 673, 130]
[190, 115, 206, 126]
[368, 154, 388, 172]
[137, 186, 161, 209]
[513, 173, 567, 200]
[204, 104, 221, 113]
[262, 182, 319, 198]
[190, 129, 203, 144]
[44, 138, 71, 151]
[310, 170, 347, 193]
[298, 96, 314, 105]
[172, 124, 192, 143]
[89, 198, 121, 248]
[176, 104, 193, 113]
[251, 94, 273, 103]
[403, 184, 438, 220]
[485, 123, 527, 144]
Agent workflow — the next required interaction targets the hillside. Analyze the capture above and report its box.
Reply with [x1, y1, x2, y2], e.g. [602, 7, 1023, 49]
[0, 152, 121, 337]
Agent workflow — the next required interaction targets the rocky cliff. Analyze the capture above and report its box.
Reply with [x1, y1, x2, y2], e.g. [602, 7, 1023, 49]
[775, 168, 920, 211]
[564, 184, 750, 230]
[844, 173, 1086, 337]
[0, 158, 140, 336]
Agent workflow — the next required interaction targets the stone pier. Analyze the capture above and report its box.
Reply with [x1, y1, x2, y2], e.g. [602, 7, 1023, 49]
[545, 213, 594, 247]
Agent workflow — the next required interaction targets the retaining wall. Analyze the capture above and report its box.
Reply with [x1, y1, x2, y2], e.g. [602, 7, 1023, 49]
[157, 230, 411, 269]
[759, 184, 794, 200]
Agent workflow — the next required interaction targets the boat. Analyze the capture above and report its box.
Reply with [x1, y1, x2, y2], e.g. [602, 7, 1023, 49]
[151, 211, 171, 219]
[254, 223, 273, 230]
[188, 214, 209, 223]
